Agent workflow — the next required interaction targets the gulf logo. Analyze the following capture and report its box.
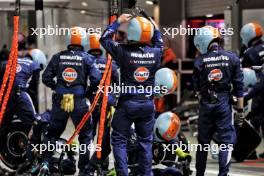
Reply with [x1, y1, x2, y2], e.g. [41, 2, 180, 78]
[62, 67, 78, 82]
[208, 69, 223, 82]
[16, 64, 22, 73]
[134, 67, 150, 82]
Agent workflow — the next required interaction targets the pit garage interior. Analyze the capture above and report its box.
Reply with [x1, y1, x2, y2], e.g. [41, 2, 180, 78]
[0, 0, 264, 176]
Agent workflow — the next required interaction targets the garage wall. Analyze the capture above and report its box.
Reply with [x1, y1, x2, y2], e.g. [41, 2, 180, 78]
[240, 0, 264, 9]
[0, 12, 11, 48]
[160, 0, 185, 58]
[0, 11, 31, 49]
[186, 0, 232, 17]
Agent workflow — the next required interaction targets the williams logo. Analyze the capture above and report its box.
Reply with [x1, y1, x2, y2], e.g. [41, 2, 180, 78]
[62, 67, 78, 82]
[208, 69, 223, 82]
[134, 67, 150, 82]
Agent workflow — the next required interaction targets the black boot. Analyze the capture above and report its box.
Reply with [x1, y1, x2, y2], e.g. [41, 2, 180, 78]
[16, 159, 33, 175]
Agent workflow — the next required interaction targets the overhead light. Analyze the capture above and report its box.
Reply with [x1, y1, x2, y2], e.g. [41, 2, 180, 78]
[80, 10, 86, 14]
[145, 0, 154, 5]
[81, 1, 88, 7]
[206, 14, 213, 18]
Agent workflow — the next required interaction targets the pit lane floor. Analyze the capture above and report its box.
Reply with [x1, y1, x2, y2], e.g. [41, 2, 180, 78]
[1, 119, 263, 176]
[64, 119, 264, 176]
[184, 132, 264, 176]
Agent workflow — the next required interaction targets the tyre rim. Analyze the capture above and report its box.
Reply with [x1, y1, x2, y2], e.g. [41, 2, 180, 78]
[6, 131, 28, 157]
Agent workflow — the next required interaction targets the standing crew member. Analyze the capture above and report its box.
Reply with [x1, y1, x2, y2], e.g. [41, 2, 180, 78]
[240, 22, 264, 158]
[100, 14, 163, 176]
[193, 26, 244, 176]
[39, 27, 101, 176]
[85, 33, 119, 174]
[86, 33, 119, 138]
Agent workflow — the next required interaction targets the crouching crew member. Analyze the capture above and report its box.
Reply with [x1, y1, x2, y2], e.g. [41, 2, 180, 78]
[39, 27, 101, 176]
[85, 33, 119, 174]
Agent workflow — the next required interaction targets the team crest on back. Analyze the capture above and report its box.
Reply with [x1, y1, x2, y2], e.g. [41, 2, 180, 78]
[62, 67, 78, 82]
[208, 69, 223, 82]
[134, 67, 150, 82]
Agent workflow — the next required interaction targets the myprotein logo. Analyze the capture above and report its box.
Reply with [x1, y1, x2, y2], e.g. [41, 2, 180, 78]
[62, 67, 78, 82]
[134, 67, 150, 82]
[208, 69, 223, 82]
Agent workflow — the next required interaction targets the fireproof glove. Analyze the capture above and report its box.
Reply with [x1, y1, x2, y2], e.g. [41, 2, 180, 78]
[175, 147, 192, 160]
[107, 106, 116, 119]
[107, 168, 116, 176]
[61, 94, 74, 113]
